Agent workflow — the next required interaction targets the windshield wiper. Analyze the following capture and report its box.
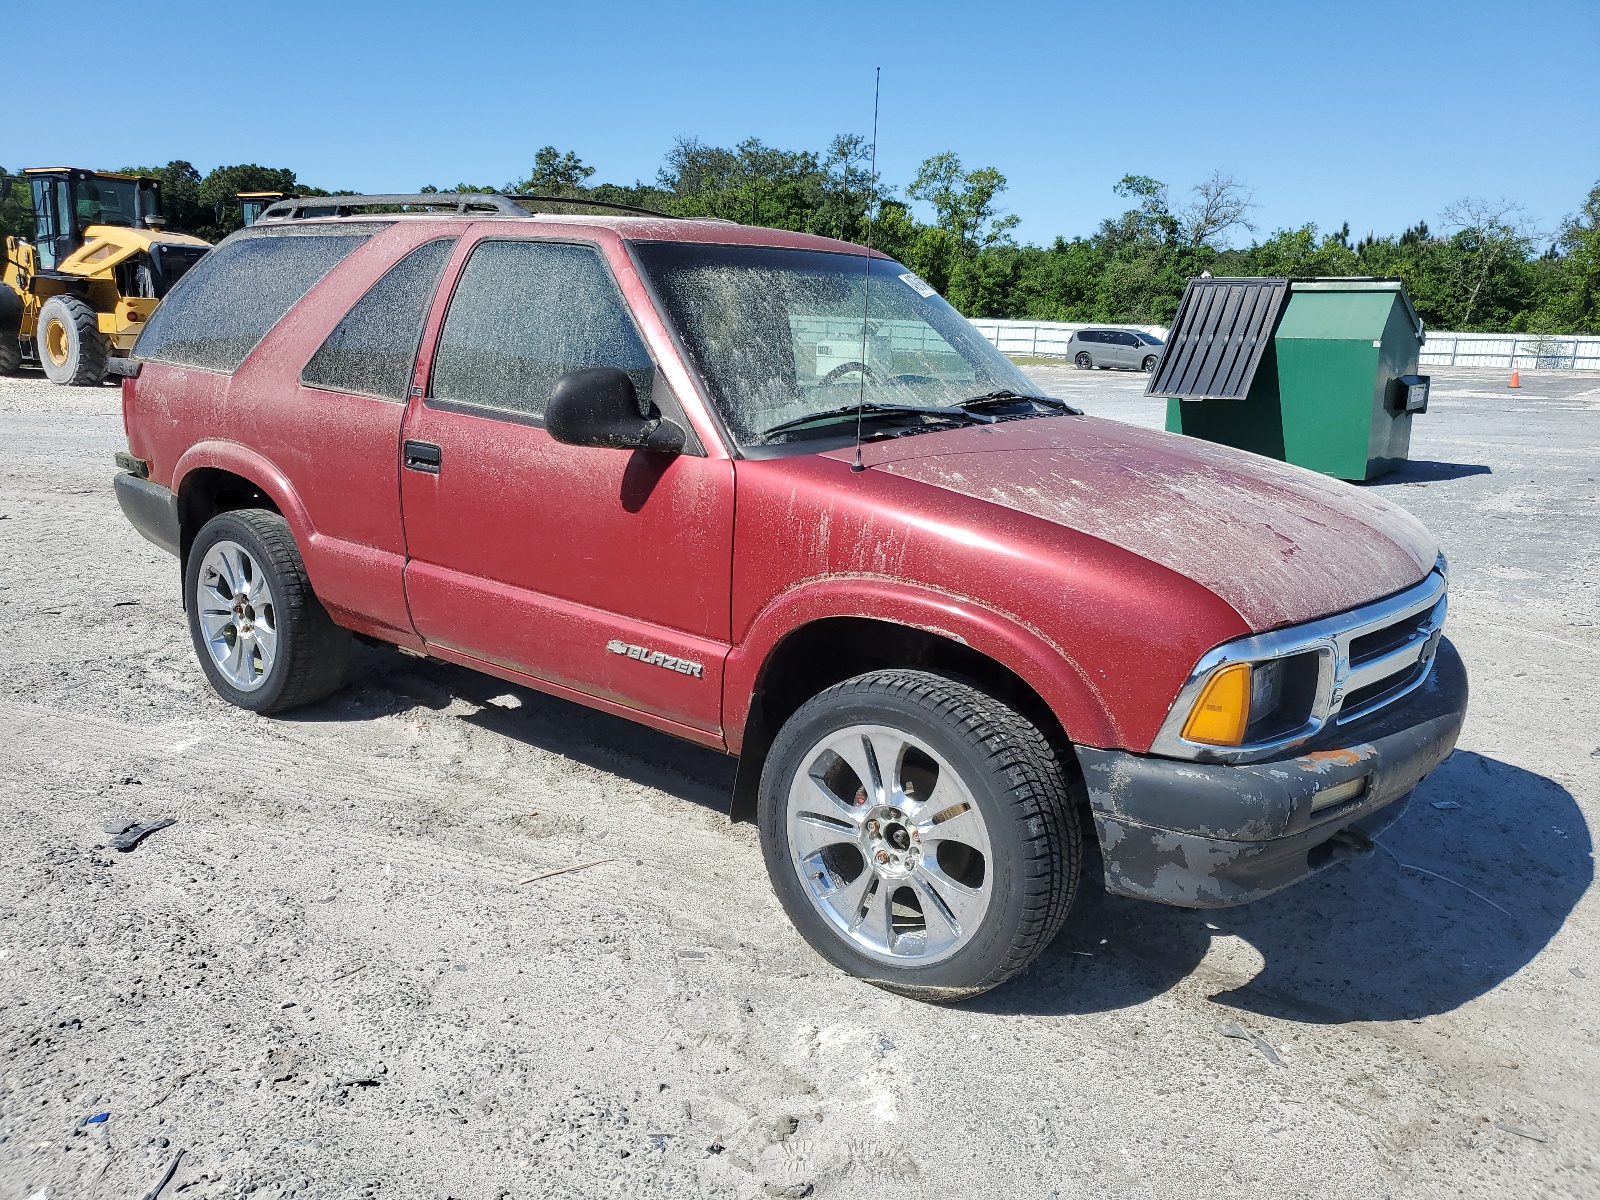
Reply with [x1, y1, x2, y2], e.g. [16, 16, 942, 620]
[761, 402, 983, 438]
[955, 390, 1083, 415]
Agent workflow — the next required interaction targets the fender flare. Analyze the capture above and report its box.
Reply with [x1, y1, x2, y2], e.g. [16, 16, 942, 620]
[171, 439, 317, 560]
[724, 574, 1123, 753]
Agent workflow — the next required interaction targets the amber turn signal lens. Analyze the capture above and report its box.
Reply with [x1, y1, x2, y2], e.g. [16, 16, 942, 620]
[1182, 662, 1252, 745]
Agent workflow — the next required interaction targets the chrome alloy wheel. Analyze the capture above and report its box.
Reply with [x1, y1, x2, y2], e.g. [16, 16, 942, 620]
[195, 539, 278, 691]
[786, 724, 994, 966]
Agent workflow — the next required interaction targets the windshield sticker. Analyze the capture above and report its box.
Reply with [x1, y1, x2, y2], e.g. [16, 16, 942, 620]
[899, 273, 937, 298]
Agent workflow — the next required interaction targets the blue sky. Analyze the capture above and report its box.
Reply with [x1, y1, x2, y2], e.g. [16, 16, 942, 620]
[16, 0, 1599, 247]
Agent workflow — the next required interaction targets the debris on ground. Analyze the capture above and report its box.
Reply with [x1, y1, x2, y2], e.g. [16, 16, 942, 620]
[1431, 800, 1463, 810]
[108, 817, 177, 852]
[1493, 1120, 1549, 1142]
[1216, 1019, 1286, 1066]
[516, 857, 613, 886]
[139, 1148, 186, 1200]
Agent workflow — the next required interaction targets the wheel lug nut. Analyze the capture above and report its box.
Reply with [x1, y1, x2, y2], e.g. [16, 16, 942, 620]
[866, 820, 879, 835]
[875, 850, 889, 865]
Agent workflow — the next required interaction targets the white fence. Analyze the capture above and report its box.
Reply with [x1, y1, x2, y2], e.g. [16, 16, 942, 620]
[1417, 332, 1600, 371]
[967, 319, 1167, 359]
[970, 318, 1600, 371]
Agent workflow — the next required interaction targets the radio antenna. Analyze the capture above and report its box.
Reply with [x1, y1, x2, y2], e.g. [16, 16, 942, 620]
[850, 67, 881, 474]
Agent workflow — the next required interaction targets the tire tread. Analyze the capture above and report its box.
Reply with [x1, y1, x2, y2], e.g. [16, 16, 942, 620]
[187, 509, 350, 714]
[771, 669, 1080, 999]
[38, 294, 108, 386]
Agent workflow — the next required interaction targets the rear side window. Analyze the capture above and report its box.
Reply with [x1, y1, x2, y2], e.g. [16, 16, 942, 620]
[301, 237, 457, 401]
[134, 224, 388, 374]
[429, 239, 653, 419]
[1080, 330, 1101, 343]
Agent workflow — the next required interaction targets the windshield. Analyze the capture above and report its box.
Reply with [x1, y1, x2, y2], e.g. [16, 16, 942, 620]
[74, 177, 154, 228]
[1137, 331, 1164, 345]
[633, 243, 1044, 447]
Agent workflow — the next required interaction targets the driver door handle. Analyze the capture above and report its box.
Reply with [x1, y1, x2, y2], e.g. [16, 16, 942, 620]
[403, 440, 442, 474]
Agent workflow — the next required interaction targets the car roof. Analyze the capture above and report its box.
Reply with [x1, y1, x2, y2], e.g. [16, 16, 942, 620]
[251, 212, 895, 258]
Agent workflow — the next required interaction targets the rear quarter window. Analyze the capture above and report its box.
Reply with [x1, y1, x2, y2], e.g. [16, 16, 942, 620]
[301, 237, 457, 401]
[134, 223, 389, 374]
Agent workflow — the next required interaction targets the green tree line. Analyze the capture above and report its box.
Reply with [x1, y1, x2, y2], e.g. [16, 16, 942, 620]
[5, 146, 1596, 334]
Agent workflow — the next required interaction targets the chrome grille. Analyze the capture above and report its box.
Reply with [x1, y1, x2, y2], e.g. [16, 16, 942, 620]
[1151, 568, 1449, 763]
[1329, 585, 1447, 725]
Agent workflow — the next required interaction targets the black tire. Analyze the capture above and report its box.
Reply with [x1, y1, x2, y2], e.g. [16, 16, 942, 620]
[0, 287, 21, 374]
[185, 509, 351, 715]
[758, 670, 1080, 1002]
[37, 294, 108, 385]
[1142, 355, 1158, 372]
[1073, 351, 1092, 370]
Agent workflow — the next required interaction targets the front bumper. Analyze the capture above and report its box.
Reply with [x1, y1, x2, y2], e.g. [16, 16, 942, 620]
[1076, 637, 1468, 908]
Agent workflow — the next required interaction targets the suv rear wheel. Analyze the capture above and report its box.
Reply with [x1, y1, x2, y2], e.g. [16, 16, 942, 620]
[758, 670, 1080, 1001]
[185, 510, 351, 714]
[1073, 351, 1092, 370]
[37, 295, 108, 386]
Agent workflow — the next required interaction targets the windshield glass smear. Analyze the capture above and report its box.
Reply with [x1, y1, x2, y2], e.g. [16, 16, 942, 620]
[633, 243, 1059, 447]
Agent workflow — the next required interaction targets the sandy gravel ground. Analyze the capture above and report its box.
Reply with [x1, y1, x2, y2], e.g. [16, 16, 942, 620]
[0, 366, 1595, 1200]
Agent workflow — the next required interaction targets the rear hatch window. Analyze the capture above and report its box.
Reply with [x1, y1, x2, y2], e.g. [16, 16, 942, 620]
[134, 223, 389, 374]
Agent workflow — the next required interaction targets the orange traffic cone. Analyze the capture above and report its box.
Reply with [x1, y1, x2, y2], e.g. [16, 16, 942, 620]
[1509, 369, 1520, 388]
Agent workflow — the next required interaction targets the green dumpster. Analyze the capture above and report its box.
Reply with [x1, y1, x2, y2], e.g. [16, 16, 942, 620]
[1150, 277, 1431, 481]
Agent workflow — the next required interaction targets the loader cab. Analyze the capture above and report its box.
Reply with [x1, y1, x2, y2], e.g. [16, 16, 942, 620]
[25, 168, 162, 269]
[237, 192, 290, 226]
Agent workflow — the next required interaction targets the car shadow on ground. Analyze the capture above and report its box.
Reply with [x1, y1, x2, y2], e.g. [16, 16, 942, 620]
[979, 749, 1591, 1023]
[294, 641, 737, 815]
[293, 651, 1590, 1023]
[1363, 459, 1493, 484]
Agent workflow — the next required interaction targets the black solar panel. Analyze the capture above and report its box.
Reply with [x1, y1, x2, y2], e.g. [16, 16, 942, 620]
[1146, 277, 1291, 400]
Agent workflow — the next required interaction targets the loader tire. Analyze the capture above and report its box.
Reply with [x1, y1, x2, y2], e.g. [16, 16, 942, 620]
[0, 287, 21, 374]
[37, 294, 109, 386]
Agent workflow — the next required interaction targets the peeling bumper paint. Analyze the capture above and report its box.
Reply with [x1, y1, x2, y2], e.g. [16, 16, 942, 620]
[1077, 638, 1468, 908]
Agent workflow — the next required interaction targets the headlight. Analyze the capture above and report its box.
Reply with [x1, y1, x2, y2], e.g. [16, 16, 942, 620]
[1152, 571, 1447, 763]
[1178, 652, 1325, 748]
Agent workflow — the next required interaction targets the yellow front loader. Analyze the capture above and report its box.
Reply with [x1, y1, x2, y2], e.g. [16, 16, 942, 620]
[1, 168, 211, 385]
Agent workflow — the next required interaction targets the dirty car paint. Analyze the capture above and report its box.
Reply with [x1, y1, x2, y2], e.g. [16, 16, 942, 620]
[833, 415, 1437, 632]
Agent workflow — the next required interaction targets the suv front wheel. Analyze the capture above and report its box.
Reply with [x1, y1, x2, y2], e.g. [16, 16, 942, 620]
[185, 509, 351, 714]
[759, 670, 1080, 1001]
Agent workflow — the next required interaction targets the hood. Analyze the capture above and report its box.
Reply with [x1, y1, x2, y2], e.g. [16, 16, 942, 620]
[828, 416, 1436, 631]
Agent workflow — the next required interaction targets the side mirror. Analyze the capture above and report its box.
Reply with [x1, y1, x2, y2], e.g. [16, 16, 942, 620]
[545, 367, 685, 453]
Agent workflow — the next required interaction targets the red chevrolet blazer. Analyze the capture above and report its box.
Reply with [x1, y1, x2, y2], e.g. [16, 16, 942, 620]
[111, 196, 1467, 999]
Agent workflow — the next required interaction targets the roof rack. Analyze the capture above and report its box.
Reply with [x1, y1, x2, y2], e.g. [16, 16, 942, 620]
[257, 192, 685, 222]
[508, 194, 681, 219]
[259, 193, 526, 221]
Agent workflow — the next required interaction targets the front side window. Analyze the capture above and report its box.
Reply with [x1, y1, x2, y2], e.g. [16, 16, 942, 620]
[430, 240, 653, 419]
[634, 242, 1044, 447]
[136, 224, 388, 374]
[302, 237, 457, 401]
[75, 177, 141, 228]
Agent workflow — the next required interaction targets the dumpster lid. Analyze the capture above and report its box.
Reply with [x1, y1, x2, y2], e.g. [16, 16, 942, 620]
[1146, 277, 1290, 400]
[1287, 277, 1424, 343]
